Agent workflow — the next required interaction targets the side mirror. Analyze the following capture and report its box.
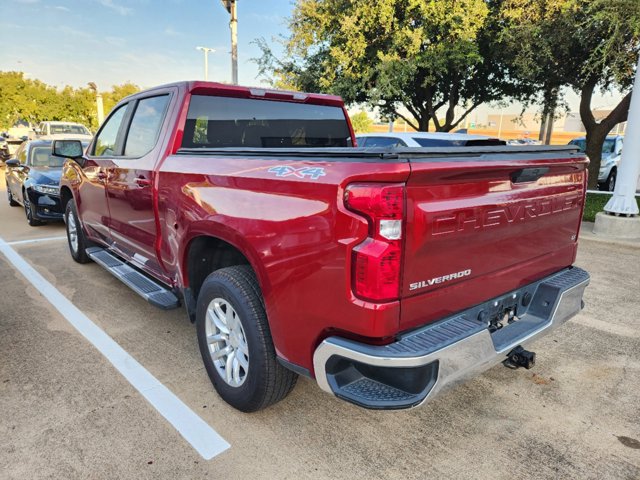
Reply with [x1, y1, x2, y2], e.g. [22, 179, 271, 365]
[5, 159, 19, 168]
[52, 139, 84, 159]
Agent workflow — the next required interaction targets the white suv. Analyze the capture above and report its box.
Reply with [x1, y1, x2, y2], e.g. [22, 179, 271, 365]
[35, 121, 93, 141]
[356, 132, 505, 148]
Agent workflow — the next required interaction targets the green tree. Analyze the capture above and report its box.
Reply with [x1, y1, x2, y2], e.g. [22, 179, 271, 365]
[498, 0, 640, 188]
[0, 73, 141, 132]
[0, 72, 60, 130]
[102, 82, 140, 116]
[350, 111, 374, 133]
[256, 0, 523, 132]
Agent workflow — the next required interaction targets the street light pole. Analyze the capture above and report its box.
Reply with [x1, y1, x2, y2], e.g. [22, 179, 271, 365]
[603, 53, 640, 217]
[220, 0, 238, 84]
[87, 82, 104, 125]
[196, 46, 216, 81]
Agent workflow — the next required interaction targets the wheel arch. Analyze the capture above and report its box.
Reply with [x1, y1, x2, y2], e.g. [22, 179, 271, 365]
[181, 228, 270, 322]
[60, 185, 74, 212]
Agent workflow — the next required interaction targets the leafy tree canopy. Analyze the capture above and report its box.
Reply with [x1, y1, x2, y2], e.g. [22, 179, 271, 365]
[497, 0, 640, 188]
[0, 72, 140, 131]
[257, 0, 525, 131]
[349, 110, 374, 133]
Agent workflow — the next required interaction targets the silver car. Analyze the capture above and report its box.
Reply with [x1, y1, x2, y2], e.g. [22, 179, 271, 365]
[569, 136, 623, 191]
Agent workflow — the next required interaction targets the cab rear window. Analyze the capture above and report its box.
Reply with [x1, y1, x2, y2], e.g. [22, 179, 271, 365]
[182, 95, 351, 148]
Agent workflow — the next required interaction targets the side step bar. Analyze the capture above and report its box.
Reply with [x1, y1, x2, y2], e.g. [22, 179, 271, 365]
[86, 247, 180, 310]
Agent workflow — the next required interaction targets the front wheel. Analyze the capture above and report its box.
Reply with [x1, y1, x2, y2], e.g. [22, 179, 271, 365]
[196, 265, 297, 412]
[64, 199, 92, 263]
[7, 184, 18, 206]
[24, 191, 43, 226]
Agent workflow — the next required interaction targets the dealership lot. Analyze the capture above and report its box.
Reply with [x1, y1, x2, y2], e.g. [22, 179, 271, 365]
[0, 169, 639, 479]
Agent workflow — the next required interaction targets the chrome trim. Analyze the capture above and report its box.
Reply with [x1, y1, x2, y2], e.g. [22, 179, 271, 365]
[313, 272, 589, 406]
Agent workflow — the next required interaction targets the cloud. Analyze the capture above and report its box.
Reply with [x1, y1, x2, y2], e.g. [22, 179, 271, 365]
[97, 0, 132, 16]
[105, 36, 126, 47]
[54, 5, 70, 11]
[163, 27, 181, 37]
[58, 26, 95, 41]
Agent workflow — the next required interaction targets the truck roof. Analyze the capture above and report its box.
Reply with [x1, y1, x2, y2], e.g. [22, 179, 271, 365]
[120, 80, 346, 108]
[40, 121, 86, 126]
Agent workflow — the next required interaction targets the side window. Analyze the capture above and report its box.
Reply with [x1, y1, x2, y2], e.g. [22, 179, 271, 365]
[124, 95, 170, 157]
[94, 104, 128, 157]
[356, 137, 367, 147]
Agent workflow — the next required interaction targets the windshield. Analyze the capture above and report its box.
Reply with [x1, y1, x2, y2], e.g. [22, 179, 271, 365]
[412, 137, 505, 147]
[30, 142, 88, 167]
[570, 139, 616, 154]
[49, 124, 90, 135]
[31, 146, 64, 167]
[413, 138, 465, 147]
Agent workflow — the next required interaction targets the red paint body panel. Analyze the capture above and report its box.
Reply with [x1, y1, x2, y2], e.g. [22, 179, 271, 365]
[400, 158, 587, 331]
[60, 81, 588, 376]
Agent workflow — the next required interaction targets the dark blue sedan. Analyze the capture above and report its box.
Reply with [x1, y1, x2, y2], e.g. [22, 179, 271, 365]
[5, 139, 87, 226]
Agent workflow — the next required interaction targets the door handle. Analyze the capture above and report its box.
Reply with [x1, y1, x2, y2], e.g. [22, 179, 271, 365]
[135, 177, 151, 187]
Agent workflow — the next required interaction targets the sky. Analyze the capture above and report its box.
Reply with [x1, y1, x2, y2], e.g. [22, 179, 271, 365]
[0, 0, 625, 122]
[0, 0, 289, 89]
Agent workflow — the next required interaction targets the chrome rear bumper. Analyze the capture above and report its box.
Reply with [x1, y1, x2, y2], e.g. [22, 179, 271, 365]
[313, 267, 590, 409]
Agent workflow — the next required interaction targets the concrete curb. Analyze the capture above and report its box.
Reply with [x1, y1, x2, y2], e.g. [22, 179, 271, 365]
[579, 221, 640, 249]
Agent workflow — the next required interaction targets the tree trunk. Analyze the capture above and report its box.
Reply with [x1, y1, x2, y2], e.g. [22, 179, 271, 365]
[585, 127, 608, 189]
[544, 109, 554, 145]
[578, 78, 632, 189]
[418, 116, 430, 132]
[538, 113, 547, 143]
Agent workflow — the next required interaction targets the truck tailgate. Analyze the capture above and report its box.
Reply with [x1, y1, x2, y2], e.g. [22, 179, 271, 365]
[400, 149, 587, 331]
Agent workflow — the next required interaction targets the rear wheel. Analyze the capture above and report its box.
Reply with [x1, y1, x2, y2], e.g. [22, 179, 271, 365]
[7, 184, 18, 206]
[24, 191, 43, 226]
[64, 199, 92, 263]
[196, 265, 297, 412]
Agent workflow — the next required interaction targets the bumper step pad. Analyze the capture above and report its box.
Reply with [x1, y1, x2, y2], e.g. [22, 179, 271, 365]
[86, 247, 179, 310]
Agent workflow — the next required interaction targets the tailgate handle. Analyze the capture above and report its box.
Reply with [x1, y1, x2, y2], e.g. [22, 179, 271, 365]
[511, 167, 549, 183]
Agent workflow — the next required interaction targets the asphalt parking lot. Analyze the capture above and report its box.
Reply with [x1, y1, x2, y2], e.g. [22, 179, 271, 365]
[1, 167, 639, 480]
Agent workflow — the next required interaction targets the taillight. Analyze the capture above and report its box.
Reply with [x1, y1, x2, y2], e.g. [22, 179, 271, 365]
[345, 183, 404, 302]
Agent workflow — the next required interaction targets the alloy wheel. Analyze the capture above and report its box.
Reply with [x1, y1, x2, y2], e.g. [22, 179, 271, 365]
[205, 298, 249, 387]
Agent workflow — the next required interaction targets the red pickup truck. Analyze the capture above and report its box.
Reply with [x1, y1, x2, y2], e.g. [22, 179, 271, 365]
[54, 81, 590, 412]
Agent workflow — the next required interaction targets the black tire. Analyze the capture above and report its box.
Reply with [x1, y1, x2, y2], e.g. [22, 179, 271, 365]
[64, 199, 92, 264]
[23, 190, 43, 226]
[605, 168, 616, 192]
[7, 184, 18, 206]
[196, 265, 297, 412]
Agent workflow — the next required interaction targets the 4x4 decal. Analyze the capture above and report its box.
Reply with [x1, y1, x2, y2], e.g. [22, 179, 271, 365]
[268, 165, 326, 180]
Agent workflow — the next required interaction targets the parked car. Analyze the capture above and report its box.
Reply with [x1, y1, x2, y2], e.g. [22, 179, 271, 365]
[507, 138, 541, 146]
[568, 135, 623, 191]
[356, 131, 506, 147]
[5, 139, 88, 226]
[34, 121, 93, 141]
[56, 81, 589, 412]
[0, 136, 10, 164]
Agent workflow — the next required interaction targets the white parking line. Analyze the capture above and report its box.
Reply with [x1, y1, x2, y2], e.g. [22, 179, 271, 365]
[6, 235, 67, 246]
[0, 236, 230, 460]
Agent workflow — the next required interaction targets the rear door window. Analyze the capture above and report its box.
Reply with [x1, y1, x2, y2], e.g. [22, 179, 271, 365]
[124, 95, 170, 157]
[182, 95, 351, 148]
